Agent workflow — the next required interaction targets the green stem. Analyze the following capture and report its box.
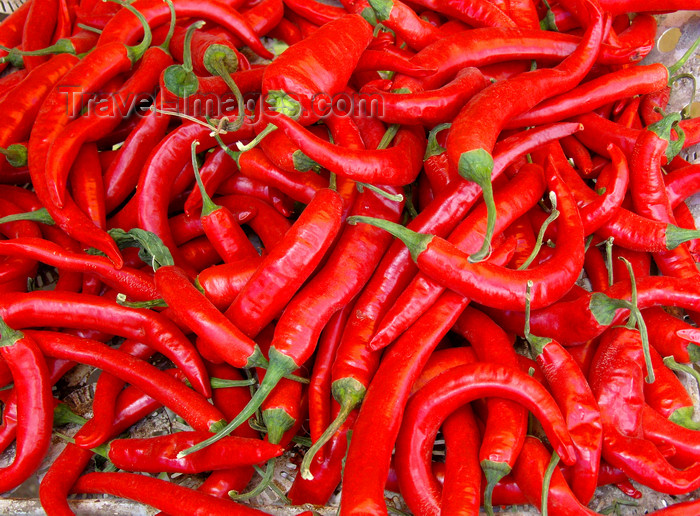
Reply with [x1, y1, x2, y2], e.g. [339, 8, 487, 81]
[424, 123, 450, 160]
[355, 182, 404, 202]
[0, 317, 22, 347]
[229, 457, 276, 500]
[524, 280, 552, 356]
[190, 140, 220, 217]
[53, 403, 88, 426]
[77, 23, 103, 34]
[481, 460, 511, 516]
[159, 0, 177, 53]
[665, 224, 700, 250]
[299, 378, 365, 480]
[518, 191, 558, 270]
[0, 208, 55, 226]
[105, 0, 154, 63]
[210, 57, 246, 132]
[457, 149, 496, 263]
[0, 144, 28, 168]
[236, 123, 277, 152]
[377, 124, 400, 150]
[210, 377, 257, 389]
[668, 32, 700, 78]
[604, 237, 614, 287]
[541, 451, 560, 516]
[664, 356, 700, 389]
[347, 215, 432, 262]
[176, 349, 297, 458]
[115, 293, 168, 309]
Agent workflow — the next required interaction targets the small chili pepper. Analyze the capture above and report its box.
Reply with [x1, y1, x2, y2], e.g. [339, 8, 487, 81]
[644, 307, 700, 364]
[71, 472, 269, 516]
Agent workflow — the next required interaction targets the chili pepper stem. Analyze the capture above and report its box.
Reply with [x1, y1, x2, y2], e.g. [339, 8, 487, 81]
[209, 377, 257, 389]
[299, 378, 365, 480]
[0, 317, 23, 347]
[229, 457, 276, 500]
[668, 32, 700, 79]
[346, 215, 432, 262]
[263, 408, 295, 446]
[541, 451, 560, 516]
[457, 149, 496, 262]
[0, 208, 55, 226]
[518, 192, 559, 271]
[162, 21, 205, 98]
[191, 140, 220, 217]
[524, 280, 552, 356]
[482, 459, 511, 516]
[668, 406, 700, 431]
[664, 356, 700, 395]
[0, 144, 28, 168]
[105, 0, 153, 63]
[236, 124, 277, 152]
[648, 112, 685, 162]
[210, 57, 246, 132]
[159, 0, 177, 53]
[177, 348, 297, 458]
[665, 224, 700, 250]
[53, 404, 88, 426]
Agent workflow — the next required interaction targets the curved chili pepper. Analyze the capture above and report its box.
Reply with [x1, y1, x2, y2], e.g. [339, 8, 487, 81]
[179, 189, 343, 457]
[104, 431, 282, 473]
[642, 403, 700, 469]
[28, 330, 225, 433]
[155, 264, 265, 369]
[46, 37, 175, 208]
[0, 237, 158, 301]
[590, 326, 700, 494]
[359, 0, 443, 51]
[506, 64, 670, 128]
[265, 114, 426, 186]
[0, 290, 210, 396]
[98, 0, 273, 59]
[261, 14, 372, 125]
[512, 436, 597, 515]
[71, 472, 269, 515]
[350, 161, 584, 311]
[193, 260, 259, 311]
[0, 0, 31, 73]
[184, 148, 244, 217]
[0, 319, 53, 493]
[21, 0, 59, 70]
[644, 307, 700, 364]
[358, 66, 489, 126]
[217, 194, 292, 250]
[370, 163, 546, 350]
[644, 345, 699, 430]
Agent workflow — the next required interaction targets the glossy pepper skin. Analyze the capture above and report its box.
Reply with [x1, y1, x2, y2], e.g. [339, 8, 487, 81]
[0, 319, 53, 493]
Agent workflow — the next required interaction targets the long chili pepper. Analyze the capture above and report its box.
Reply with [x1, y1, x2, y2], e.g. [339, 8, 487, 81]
[21, 0, 59, 70]
[0, 290, 211, 396]
[284, 0, 344, 25]
[276, 184, 404, 478]
[409, 0, 516, 28]
[0, 318, 53, 493]
[370, 163, 546, 351]
[27, 330, 226, 433]
[358, 66, 489, 126]
[259, 113, 426, 186]
[101, 431, 282, 473]
[72, 472, 270, 516]
[190, 142, 261, 263]
[643, 345, 700, 430]
[135, 122, 255, 271]
[98, 0, 273, 59]
[451, 308, 529, 515]
[355, 48, 436, 77]
[259, 14, 372, 126]
[506, 64, 674, 129]
[256, 122, 326, 176]
[216, 194, 292, 250]
[0, 199, 43, 284]
[155, 264, 265, 368]
[391, 346, 477, 515]
[642, 404, 700, 468]
[644, 307, 700, 364]
[444, 0, 602, 261]
[179, 188, 343, 457]
[0, 0, 32, 73]
[69, 143, 107, 234]
[0, 54, 79, 162]
[589, 326, 700, 494]
[46, 10, 176, 207]
[350, 161, 584, 311]
[512, 436, 597, 515]
[194, 260, 260, 311]
[0, 238, 158, 300]
[308, 306, 351, 453]
[523, 281, 603, 505]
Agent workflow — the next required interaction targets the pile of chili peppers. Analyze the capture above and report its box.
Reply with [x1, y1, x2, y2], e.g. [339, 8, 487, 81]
[2, 0, 700, 513]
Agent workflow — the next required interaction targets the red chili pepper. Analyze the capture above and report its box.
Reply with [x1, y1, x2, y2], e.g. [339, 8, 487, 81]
[98, 0, 273, 60]
[28, 330, 226, 432]
[21, 0, 59, 70]
[0, 290, 211, 396]
[0, 0, 32, 73]
[512, 436, 597, 515]
[644, 307, 700, 364]
[217, 194, 292, 250]
[71, 472, 270, 515]
[194, 260, 260, 311]
[370, 163, 546, 350]
[0, 318, 53, 493]
[589, 326, 700, 494]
